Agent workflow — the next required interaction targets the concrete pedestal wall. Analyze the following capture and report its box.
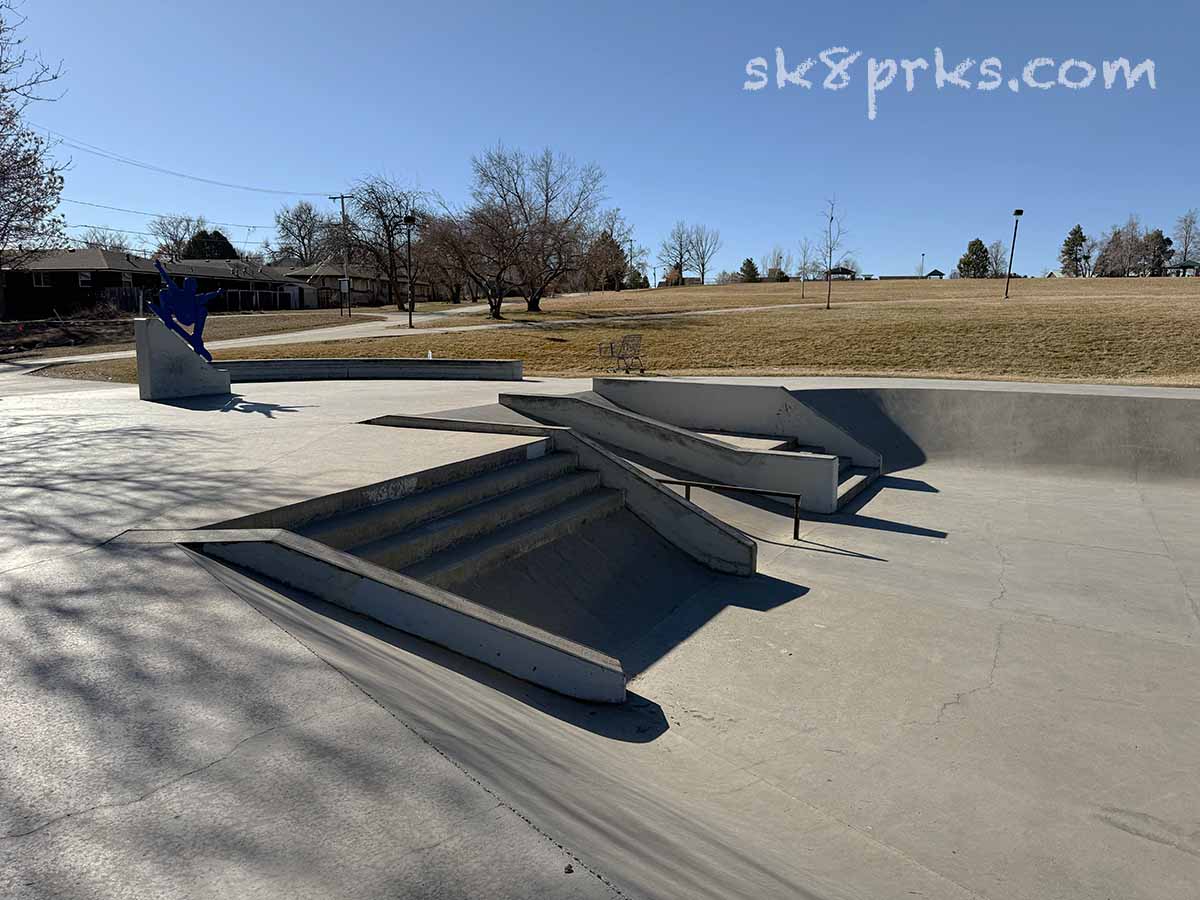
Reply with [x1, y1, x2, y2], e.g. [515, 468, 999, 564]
[134, 317, 231, 401]
[795, 384, 1200, 481]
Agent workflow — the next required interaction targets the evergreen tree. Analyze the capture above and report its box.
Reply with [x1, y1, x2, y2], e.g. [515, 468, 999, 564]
[182, 228, 239, 259]
[1059, 225, 1088, 277]
[957, 238, 990, 278]
[739, 258, 760, 283]
[1143, 229, 1174, 276]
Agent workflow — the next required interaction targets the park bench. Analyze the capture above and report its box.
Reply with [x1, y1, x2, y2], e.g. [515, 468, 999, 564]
[598, 333, 645, 373]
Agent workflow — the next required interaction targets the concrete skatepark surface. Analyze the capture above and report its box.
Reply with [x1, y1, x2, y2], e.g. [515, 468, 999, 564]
[2, 368, 1199, 898]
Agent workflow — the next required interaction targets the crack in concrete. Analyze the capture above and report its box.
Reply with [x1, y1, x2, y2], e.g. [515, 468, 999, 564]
[909, 624, 1005, 728]
[2, 700, 369, 841]
[1137, 486, 1200, 633]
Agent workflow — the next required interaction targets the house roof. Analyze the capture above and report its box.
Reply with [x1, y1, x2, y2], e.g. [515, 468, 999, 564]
[4, 248, 302, 283]
[827, 266, 857, 276]
[926, 268, 946, 276]
[1167, 259, 1199, 269]
[284, 262, 390, 281]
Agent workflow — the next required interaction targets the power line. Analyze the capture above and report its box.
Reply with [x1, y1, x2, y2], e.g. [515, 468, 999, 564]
[65, 223, 265, 250]
[32, 122, 334, 197]
[60, 198, 275, 230]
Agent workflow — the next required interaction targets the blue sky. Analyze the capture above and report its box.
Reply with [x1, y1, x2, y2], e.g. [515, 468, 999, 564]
[24, 0, 1196, 277]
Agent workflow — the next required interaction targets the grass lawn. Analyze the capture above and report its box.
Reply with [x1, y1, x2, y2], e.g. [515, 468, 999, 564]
[40, 279, 1200, 387]
[413, 277, 1200, 327]
[3, 310, 384, 359]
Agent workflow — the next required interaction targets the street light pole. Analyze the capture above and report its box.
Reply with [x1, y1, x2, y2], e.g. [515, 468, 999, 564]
[1004, 209, 1023, 299]
[920, 252, 925, 278]
[404, 213, 416, 329]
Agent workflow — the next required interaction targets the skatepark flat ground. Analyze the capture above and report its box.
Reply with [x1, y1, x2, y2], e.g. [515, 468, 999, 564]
[2, 370, 1198, 899]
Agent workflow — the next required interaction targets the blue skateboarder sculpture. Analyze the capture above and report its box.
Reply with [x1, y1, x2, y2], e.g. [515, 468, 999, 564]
[150, 260, 221, 362]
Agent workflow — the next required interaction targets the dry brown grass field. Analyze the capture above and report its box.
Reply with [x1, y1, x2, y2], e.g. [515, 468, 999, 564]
[42, 278, 1200, 386]
[415, 276, 1199, 325]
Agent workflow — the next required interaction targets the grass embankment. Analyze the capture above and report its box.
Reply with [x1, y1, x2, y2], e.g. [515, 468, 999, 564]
[41, 279, 1200, 387]
[2, 310, 384, 359]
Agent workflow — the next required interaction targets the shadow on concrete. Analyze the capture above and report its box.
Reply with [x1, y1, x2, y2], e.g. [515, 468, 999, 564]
[821, 479, 949, 540]
[195, 551, 674, 743]
[792, 388, 925, 473]
[161, 394, 311, 417]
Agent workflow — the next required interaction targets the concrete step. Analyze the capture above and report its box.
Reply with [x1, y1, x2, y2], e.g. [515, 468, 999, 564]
[300, 451, 577, 550]
[697, 432, 798, 453]
[836, 467, 878, 509]
[353, 470, 604, 571]
[404, 487, 624, 590]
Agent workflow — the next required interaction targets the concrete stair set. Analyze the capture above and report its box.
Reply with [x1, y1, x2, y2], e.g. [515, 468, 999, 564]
[296, 448, 622, 589]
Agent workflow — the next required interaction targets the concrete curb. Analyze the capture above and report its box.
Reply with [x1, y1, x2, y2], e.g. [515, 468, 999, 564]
[218, 357, 523, 382]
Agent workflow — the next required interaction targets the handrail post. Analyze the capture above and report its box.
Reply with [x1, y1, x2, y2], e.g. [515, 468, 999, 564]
[685, 484, 691, 502]
[793, 496, 801, 541]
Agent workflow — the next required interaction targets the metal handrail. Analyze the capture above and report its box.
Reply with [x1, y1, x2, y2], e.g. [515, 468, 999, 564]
[655, 478, 803, 540]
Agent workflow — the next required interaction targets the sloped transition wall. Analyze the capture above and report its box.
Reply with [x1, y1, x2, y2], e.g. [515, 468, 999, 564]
[794, 385, 1200, 482]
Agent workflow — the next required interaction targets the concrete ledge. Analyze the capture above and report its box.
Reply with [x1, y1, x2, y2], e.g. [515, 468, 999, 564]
[593, 377, 881, 469]
[219, 357, 523, 382]
[122, 527, 625, 703]
[498, 392, 843, 514]
[364, 414, 757, 576]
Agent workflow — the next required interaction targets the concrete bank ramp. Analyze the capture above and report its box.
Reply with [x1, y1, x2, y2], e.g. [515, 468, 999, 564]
[792, 382, 1200, 480]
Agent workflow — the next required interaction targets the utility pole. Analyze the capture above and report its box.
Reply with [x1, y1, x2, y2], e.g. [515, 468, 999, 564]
[1005, 209, 1024, 299]
[920, 252, 925, 278]
[329, 193, 352, 317]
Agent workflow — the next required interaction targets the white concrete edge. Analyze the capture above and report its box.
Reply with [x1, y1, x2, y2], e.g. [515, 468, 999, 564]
[361, 415, 757, 576]
[116, 527, 626, 703]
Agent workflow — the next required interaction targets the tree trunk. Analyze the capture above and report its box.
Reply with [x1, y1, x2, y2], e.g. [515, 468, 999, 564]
[525, 289, 542, 312]
[826, 274, 832, 310]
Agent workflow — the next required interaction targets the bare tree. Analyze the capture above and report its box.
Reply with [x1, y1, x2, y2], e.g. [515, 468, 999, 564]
[987, 240, 1008, 278]
[468, 146, 603, 311]
[351, 177, 425, 316]
[273, 200, 334, 266]
[148, 214, 206, 259]
[658, 220, 690, 286]
[79, 226, 131, 252]
[430, 180, 526, 321]
[819, 198, 848, 309]
[0, 2, 65, 281]
[686, 224, 722, 286]
[796, 237, 817, 299]
[1175, 209, 1198, 268]
[1080, 236, 1098, 277]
